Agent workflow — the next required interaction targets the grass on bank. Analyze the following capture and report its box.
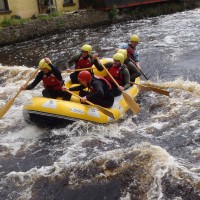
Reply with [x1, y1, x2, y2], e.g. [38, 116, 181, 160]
[0, 12, 61, 27]
[0, 2, 196, 27]
[0, 18, 30, 27]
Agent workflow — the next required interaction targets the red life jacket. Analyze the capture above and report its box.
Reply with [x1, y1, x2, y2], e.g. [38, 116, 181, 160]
[75, 56, 93, 69]
[87, 75, 112, 93]
[43, 74, 62, 90]
[105, 65, 125, 85]
[127, 44, 135, 59]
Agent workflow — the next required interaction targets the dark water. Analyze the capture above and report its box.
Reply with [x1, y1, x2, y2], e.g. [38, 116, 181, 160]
[0, 8, 200, 200]
[1, 11, 200, 84]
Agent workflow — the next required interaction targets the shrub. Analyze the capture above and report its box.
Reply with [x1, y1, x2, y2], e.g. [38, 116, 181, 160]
[109, 8, 119, 19]
[0, 18, 29, 27]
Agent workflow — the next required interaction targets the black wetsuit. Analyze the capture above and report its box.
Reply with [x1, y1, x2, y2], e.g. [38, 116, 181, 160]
[66, 53, 104, 83]
[124, 58, 141, 82]
[69, 76, 114, 108]
[26, 64, 71, 100]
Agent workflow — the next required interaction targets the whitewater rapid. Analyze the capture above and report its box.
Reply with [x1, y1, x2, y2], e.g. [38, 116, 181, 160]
[1, 8, 200, 200]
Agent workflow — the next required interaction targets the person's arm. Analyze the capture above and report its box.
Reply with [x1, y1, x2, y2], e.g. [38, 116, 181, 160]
[133, 50, 139, 62]
[119, 43, 128, 49]
[126, 62, 141, 81]
[135, 61, 141, 69]
[48, 63, 63, 81]
[132, 50, 141, 69]
[26, 71, 43, 90]
[92, 57, 104, 71]
[66, 54, 81, 69]
[122, 68, 131, 90]
[103, 62, 113, 69]
[69, 84, 85, 91]
[86, 80, 104, 101]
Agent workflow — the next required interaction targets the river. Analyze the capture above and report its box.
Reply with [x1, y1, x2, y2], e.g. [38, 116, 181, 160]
[0, 8, 200, 200]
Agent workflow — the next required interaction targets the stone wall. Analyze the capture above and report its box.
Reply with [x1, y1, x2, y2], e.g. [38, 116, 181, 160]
[0, 10, 111, 47]
[0, 1, 200, 47]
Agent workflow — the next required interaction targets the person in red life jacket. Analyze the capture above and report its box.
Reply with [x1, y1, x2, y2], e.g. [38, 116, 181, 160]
[65, 44, 103, 83]
[117, 49, 141, 82]
[21, 58, 71, 100]
[117, 34, 141, 70]
[63, 71, 114, 108]
[104, 53, 131, 97]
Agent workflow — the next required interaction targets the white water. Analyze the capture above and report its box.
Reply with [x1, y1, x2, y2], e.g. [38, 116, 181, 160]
[0, 8, 200, 200]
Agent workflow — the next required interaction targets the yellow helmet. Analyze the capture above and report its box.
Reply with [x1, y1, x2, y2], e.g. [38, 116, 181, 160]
[113, 53, 124, 65]
[117, 49, 127, 60]
[39, 59, 51, 70]
[81, 44, 92, 55]
[130, 34, 139, 43]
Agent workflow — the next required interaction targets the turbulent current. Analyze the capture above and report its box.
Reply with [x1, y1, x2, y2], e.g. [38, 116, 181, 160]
[0, 8, 200, 200]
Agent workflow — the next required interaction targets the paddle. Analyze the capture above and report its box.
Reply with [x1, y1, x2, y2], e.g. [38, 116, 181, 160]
[130, 82, 170, 96]
[65, 89, 115, 119]
[99, 61, 140, 114]
[63, 67, 94, 73]
[0, 68, 40, 119]
[129, 58, 149, 80]
[136, 67, 149, 80]
[129, 59, 170, 96]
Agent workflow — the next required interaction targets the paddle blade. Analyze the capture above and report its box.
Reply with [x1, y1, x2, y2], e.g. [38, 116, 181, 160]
[95, 105, 115, 119]
[0, 98, 15, 119]
[140, 84, 169, 96]
[122, 91, 140, 114]
[147, 86, 169, 96]
[131, 82, 170, 96]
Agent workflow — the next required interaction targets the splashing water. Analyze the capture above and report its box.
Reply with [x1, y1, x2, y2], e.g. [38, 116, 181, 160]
[0, 8, 200, 200]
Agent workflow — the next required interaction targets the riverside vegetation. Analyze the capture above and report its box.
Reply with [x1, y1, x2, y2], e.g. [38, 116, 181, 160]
[0, 1, 198, 28]
[0, 1, 199, 46]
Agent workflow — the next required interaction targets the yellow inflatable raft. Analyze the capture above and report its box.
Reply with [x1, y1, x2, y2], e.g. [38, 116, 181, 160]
[23, 58, 140, 127]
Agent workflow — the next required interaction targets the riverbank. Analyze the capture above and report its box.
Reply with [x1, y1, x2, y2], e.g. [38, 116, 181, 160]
[0, 1, 199, 47]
